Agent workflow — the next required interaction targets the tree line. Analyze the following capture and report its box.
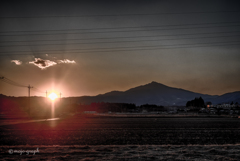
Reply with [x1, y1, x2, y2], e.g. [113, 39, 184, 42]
[186, 97, 205, 108]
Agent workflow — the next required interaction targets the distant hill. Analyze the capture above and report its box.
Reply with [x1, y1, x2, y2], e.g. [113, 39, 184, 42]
[0, 94, 7, 98]
[210, 91, 240, 105]
[77, 81, 240, 106]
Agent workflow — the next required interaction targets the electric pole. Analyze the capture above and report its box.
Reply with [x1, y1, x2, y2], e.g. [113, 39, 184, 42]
[28, 85, 33, 115]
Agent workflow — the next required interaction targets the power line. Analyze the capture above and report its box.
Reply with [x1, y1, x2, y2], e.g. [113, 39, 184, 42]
[0, 77, 28, 87]
[32, 87, 45, 93]
[0, 79, 26, 88]
[0, 34, 239, 48]
[0, 10, 239, 18]
[1, 24, 240, 37]
[32, 89, 45, 94]
[0, 41, 239, 56]
[0, 76, 46, 95]
[1, 30, 239, 44]
[1, 21, 240, 34]
[1, 40, 239, 53]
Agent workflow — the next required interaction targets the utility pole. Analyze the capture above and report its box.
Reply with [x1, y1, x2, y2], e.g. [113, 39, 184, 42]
[46, 91, 48, 98]
[28, 85, 33, 115]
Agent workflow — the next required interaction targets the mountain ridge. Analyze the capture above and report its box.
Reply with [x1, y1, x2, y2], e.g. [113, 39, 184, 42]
[77, 81, 240, 106]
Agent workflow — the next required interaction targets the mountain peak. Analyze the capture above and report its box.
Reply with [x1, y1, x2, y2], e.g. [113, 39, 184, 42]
[150, 81, 158, 84]
[148, 81, 167, 87]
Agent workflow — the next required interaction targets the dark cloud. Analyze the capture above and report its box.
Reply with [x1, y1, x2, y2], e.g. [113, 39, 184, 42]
[29, 58, 57, 69]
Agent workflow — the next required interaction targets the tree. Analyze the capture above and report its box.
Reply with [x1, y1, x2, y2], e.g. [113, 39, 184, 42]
[199, 97, 205, 107]
[186, 97, 205, 107]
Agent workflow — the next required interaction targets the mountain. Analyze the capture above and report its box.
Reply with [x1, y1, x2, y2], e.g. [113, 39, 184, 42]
[77, 81, 240, 106]
[210, 91, 240, 105]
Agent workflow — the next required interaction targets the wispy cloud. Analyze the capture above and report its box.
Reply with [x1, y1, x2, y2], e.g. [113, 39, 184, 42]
[29, 58, 57, 69]
[11, 60, 22, 65]
[58, 59, 76, 64]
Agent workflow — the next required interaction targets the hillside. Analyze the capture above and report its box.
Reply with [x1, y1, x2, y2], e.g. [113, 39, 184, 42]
[77, 81, 239, 106]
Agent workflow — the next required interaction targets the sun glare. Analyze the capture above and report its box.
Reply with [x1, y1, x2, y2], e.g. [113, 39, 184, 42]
[48, 92, 58, 101]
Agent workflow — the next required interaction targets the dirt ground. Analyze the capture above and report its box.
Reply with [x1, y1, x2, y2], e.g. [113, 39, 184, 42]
[1, 115, 240, 160]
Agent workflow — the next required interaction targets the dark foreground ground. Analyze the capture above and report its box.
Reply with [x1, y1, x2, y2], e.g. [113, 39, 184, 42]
[1, 114, 240, 160]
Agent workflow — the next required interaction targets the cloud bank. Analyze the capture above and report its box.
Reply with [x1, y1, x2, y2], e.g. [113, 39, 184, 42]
[11, 60, 22, 65]
[29, 58, 57, 69]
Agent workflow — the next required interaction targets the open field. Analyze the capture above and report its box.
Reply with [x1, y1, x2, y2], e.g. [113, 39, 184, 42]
[1, 115, 240, 160]
[1, 115, 240, 145]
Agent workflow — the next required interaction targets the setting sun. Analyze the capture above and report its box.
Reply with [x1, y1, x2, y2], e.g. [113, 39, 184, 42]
[48, 92, 58, 101]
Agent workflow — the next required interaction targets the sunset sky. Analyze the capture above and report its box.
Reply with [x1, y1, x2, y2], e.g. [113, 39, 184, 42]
[0, 0, 240, 97]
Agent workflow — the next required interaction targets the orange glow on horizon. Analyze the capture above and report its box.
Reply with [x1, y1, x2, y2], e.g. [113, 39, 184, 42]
[48, 92, 58, 101]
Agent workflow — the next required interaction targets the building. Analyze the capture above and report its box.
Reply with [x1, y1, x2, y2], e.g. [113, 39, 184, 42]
[216, 104, 236, 109]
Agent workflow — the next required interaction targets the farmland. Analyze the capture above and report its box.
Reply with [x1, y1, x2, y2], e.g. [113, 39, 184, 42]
[1, 115, 240, 160]
[1, 115, 240, 145]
